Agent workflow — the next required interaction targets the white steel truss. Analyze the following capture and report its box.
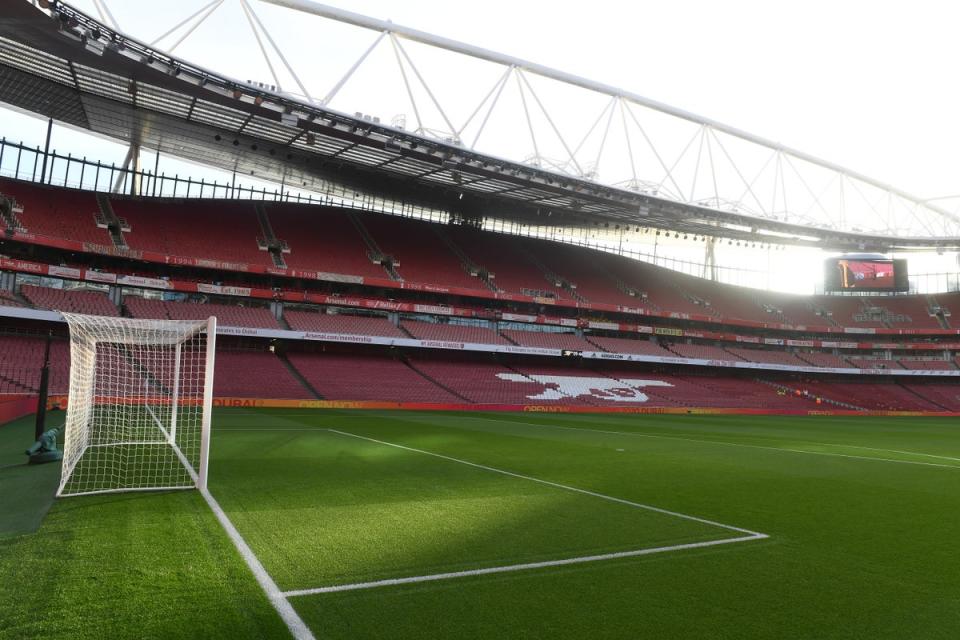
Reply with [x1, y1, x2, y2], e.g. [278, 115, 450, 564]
[44, 0, 960, 239]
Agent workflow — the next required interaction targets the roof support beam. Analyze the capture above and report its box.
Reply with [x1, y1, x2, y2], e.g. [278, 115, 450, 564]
[258, 0, 959, 225]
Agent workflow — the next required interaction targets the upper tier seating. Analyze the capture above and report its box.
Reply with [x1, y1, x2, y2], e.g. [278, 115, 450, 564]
[861, 296, 941, 329]
[401, 321, 509, 345]
[930, 293, 955, 328]
[766, 296, 833, 327]
[284, 310, 405, 337]
[0, 178, 110, 244]
[500, 330, 595, 351]
[443, 226, 566, 299]
[0, 181, 953, 334]
[817, 297, 886, 328]
[667, 343, 739, 361]
[585, 336, 676, 357]
[359, 215, 486, 290]
[523, 241, 641, 306]
[112, 199, 271, 267]
[21, 285, 119, 317]
[601, 256, 707, 316]
[286, 351, 460, 402]
[125, 296, 278, 329]
[671, 274, 768, 322]
[265, 205, 388, 278]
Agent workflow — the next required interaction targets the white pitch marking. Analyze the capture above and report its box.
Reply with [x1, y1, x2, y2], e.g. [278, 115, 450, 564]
[282, 534, 764, 597]
[201, 488, 315, 640]
[444, 415, 960, 470]
[826, 444, 960, 463]
[326, 429, 765, 536]
[218, 428, 331, 431]
[520, 414, 960, 463]
[217, 416, 960, 468]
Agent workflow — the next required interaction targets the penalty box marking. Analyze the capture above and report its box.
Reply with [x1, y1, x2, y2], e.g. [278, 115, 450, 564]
[279, 428, 768, 597]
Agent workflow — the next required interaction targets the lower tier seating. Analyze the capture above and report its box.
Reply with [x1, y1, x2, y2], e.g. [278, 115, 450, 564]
[214, 350, 314, 399]
[790, 380, 944, 411]
[2, 333, 958, 411]
[285, 351, 462, 403]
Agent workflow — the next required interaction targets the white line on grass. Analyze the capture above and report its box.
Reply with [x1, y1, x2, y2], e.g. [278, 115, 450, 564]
[448, 416, 960, 470]
[218, 419, 960, 468]
[281, 534, 763, 597]
[200, 488, 316, 640]
[327, 429, 765, 536]
[218, 428, 330, 431]
[273, 428, 769, 596]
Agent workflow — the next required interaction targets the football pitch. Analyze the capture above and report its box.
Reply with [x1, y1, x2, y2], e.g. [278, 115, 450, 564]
[3, 408, 960, 639]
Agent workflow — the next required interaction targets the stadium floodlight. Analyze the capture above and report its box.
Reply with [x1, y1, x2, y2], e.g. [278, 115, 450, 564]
[57, 314, 217, 497]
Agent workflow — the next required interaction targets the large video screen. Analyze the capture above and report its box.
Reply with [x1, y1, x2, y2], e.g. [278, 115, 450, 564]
[824, 256, 909, 292]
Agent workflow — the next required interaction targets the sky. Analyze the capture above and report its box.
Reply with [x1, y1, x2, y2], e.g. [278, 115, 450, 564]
[3, 0, 959, 293]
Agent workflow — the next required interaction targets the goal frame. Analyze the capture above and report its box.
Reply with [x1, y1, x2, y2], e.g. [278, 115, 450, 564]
[56, 314, 217, 497]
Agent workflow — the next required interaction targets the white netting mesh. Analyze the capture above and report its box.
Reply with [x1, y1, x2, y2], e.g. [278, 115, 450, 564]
[58, 314, 216, 497]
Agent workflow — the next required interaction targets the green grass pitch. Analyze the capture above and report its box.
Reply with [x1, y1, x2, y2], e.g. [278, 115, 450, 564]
[3, 408, 960, 639]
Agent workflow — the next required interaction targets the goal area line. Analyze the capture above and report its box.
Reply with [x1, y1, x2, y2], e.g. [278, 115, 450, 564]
[269, 428, 768, 598]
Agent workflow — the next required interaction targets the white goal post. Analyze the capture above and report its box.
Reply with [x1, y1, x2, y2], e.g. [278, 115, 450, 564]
[57, 314, 217, 497]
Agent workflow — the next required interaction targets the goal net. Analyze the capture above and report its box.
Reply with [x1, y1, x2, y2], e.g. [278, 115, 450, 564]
[58, 314, 216, 497]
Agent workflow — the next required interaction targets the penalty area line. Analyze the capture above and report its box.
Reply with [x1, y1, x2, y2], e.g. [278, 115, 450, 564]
[279, 428, 768, 595]
[327, 428, 765, 536]
[281, 533, 765, 597]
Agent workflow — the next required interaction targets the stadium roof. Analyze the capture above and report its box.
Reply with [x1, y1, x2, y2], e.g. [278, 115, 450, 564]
[1, 0, 958, 252]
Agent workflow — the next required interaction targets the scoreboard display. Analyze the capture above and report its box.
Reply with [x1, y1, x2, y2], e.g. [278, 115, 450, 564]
[824, 255, 909, 292]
